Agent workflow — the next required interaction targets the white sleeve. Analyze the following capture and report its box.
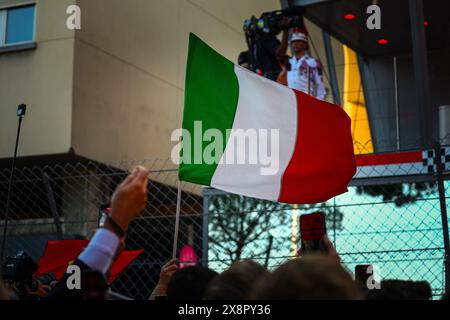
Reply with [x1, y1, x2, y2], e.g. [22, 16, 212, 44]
[78, 228, 120, 274]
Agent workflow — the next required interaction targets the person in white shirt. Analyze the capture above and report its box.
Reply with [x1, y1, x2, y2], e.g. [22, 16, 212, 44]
[276, 28, 327, 101]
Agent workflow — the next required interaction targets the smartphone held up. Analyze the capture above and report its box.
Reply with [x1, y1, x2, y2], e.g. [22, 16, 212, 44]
[299, 212, 328, 255]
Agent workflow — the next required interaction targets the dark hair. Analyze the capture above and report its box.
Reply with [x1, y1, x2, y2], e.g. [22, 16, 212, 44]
[365, 279, 432, 300]
[166, 266, 217, 300]
[251, 255, 361, 300]
[204, 260, 268, 300]
[238, 51, 249, 66]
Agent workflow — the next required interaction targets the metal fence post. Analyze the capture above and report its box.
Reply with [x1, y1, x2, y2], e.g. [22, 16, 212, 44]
[322, 31, 341, 106]
[202, 189, 209, 267]
[264, 236, 274, 269]
[409, 0, 435, 148]
[42, 173, 64, 239]
[435, 143, 450, 294]
[333, 197, 337, 245]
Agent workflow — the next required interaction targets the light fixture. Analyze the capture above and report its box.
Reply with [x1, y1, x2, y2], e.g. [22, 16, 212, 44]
[344, 13, 356, 20]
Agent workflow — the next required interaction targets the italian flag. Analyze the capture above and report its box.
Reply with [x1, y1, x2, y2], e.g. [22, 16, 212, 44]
[179, 33, 355, 204]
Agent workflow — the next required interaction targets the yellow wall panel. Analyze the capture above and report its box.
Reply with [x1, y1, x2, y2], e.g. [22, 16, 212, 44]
[343, 45, 373, 154]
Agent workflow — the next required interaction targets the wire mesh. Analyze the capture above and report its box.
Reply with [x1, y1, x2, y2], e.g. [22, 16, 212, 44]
[0, 152, 448, 299]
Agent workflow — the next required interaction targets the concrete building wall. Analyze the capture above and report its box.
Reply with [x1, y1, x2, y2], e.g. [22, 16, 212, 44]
[0, 0, 75, 158]
[71, 0, 280, 163]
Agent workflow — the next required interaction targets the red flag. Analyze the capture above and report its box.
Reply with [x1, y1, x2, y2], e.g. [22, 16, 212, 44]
[108, 249, 144, 283]
[36, 240, 88, 279]
[35, 240, 143, 284]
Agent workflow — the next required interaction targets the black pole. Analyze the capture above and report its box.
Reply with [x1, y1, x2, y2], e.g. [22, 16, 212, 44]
[42, 172, 64, 239]
[322, 31, 341, 105]
[0, 105, 26, 263]
[264, 235, 274, 269]
[435, 143, 450, 295]
[201, 188, 210, 267]
[409, 0, 435, 148]
[393, 56, 400, 151]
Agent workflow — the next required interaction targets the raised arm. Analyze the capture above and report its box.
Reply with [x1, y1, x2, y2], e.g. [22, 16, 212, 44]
[276, 29, 289, 59]
[46, 166, 149, 300]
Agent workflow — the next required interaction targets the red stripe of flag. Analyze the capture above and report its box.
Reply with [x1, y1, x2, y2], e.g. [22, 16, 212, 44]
[279, 90, 356, 204]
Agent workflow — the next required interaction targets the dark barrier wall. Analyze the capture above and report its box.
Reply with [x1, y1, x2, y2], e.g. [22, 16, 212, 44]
[359, 48, 450, 153]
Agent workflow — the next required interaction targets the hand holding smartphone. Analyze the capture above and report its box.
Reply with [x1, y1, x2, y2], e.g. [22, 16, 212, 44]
[299, 212, 328, 254]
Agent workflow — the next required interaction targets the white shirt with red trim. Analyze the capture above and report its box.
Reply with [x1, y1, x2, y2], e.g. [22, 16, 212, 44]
[287, 54, 327, 101]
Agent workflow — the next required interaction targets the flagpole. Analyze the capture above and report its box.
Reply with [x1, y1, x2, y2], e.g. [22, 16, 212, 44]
[172, 180, 182, 260]
[307, 66, 311, 96]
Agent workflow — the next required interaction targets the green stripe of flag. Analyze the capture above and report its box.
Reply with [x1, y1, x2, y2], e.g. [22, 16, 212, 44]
[179, 33, 240, 185]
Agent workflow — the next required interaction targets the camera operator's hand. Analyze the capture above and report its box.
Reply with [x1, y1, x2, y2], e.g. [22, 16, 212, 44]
[0, 280, 9, 300]
[27, 279, 51, 298]
[279, 16, 291, 30]
[276, 23, 290, 60]
[110, 166, 149, 232]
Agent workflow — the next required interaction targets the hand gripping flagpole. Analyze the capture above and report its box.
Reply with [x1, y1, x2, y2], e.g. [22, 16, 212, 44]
[172, 180, 182, 260]
[307, 66, 311, 96]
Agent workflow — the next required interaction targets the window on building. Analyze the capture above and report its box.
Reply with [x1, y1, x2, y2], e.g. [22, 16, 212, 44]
[0, 4, 36, 47]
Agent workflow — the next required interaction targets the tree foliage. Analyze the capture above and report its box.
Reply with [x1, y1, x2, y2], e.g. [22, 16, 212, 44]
[356, 182, 437, 207]
[208, 194, 343, 264]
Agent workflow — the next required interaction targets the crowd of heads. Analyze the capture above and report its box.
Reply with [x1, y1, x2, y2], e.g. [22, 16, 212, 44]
[6, 252, 432, 301]
[157, 255, 436, 301]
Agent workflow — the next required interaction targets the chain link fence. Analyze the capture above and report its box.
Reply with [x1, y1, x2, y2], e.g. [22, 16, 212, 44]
[205, 181, 449, 298]
[205, 144, 450, 299]
[0, 147, 449, 299]
[0, 159, 204, 299]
